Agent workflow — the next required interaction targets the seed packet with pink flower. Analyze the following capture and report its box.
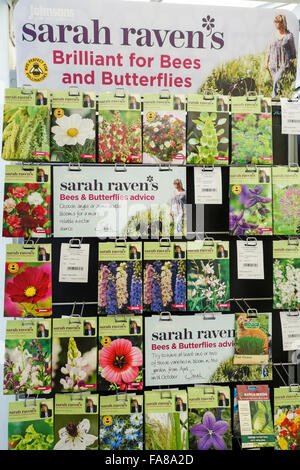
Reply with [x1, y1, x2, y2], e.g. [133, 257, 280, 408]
[143, 93, 186, 165]
[98, 316, 143, 392]
[3, 165, 52, 238]
[98, 92, 142, 163]
[188, 386, 232, 450]
[274, 386, 300, 451]
[4, 319, 52, 395]
[272, 166, 300, 235]
[51, 90, 96, 162]
[4, 243, 52, 317]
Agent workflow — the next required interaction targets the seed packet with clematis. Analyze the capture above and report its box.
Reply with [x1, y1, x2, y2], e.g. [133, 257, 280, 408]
[8, 398, 54, 450]
[145, 389, 188, 450]
[100, 393, 143, 450]
[3, 165, 52, 238]
[51, 90, 96, 162]
[231, 95, 273, 165]
[4, 319, 52, 395]
[272, 166, 300, 235]
[54, 393, 98, 450]
[2, 88, 50, 162]
[52, 317, 97, 393]
[274, 386, 300, 451]
[273, 239, 300, 310]
[98, 92, 142, 163]
[4, 243, 52, 317]
[229, 166, 273, 236]
[143, 241, 186, 312]
[187, 93, 229, 165]
[188, 386, 232, 450]
[143, 93, 186, 165]
[234, 312, 272, 365]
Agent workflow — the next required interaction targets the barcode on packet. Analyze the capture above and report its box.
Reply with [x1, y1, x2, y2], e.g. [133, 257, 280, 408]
[67, 266, 84, 270]
[287, 119, 300, 123]
[201, 188, 217, 192]
[288, 334, 300, 338]
[243, 263, 258, 267]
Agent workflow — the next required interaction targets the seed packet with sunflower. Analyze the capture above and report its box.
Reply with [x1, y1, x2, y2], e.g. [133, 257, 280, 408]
[274, 386, 300, 451]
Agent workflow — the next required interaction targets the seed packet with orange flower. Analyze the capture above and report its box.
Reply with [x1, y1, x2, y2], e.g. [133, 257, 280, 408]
[274, 386, 300, 451]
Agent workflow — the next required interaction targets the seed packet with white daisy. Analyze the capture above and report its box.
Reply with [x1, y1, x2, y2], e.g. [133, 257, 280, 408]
[100, 393, 143, 450]
[273, 239, 300, 310]
[2, 88, 50, 162]
[51, 90, 96, 162]
[52, 317, 97, 393]
[187, 240, 230, 311]
[54, 394, 98, 450]
[8, 398, 54, 450]
[272, 166, 300, 235]
[98, 316, 143, 392]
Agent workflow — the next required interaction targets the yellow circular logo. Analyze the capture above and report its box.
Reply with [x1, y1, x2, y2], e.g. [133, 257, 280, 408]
[24, 58, 48, 83]
[101, 336, 111, 347]
[146, 111, 156, 122]
[102, 416, 113, 426]
[8, 263, 19, 274]
[54, 108, 64, 119]
[232, 185, 242, 195]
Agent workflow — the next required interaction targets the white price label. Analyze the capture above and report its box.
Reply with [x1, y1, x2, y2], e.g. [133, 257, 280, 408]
[237, 240, 264, 280]
[280, 311, 300, 351]
[59, 243, 90, 283]
[194, 167, 222, 205]
[281, 98, 300, 135]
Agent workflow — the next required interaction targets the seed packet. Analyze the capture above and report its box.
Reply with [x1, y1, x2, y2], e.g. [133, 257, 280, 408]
[274, 386, 300, 450]
[229, 166, 272, 236]
[100, 393, 143, 450]
[143, 241, 186, 312]
[98, 92, 142, 163]
[187, 93, 229, 165]
[98, 316, 143, 392]
[2, 88, 50, 162]
[234, 312, 271, 365]
[4, 243, 52, 317]
[143, 93, 186, 164]
[51, 90, 96, 162]
[54, 393, 98, 450]
[187, 240, 230, 311]
[235, 385, 275, 448]
[4, 318, 52, 395]
[273, 239, 300, 310]
[8, 398, 54, 450]
[98, 242, 142, 314]
[272, 166, 300, 235]
[3, 165, 52, 238]
[52, 317, 97, 393]
[231, 96, 273, 165]
[145, 389, 188, 450]
[188, 386, 232, 450]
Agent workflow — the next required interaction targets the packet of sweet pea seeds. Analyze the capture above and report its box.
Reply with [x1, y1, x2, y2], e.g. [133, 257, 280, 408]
[272, 166, 300, 235]
[8, 398, 54, 450]
[231, 95, 273, 165]
[273, 239, 300, 310]
[188, 386, 232, 451]
[100, 393, 143, 450]
[143, 241, 186, 312]
[3, 165, 51, 238]
[51, 90, 96, 162]
[229, 167, 273, 236]
[143, 93, 186, 164]
[2, 88, 50, 162]
[52, 317, 97, 393]
[98, 242, 142, 314]
[4, 318, 52, 395]
[98, 92, 142, 163]
[234, 312, 272, 365]
[187, 93, 229, 165]
[54, 393, 98, 450]
[274, 386, 300, 451]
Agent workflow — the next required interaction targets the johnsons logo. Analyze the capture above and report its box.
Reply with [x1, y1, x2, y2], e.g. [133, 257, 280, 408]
[60, 175, 159, 191]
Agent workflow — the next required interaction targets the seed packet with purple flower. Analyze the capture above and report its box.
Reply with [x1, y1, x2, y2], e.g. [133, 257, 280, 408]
[272, 166, 300, 235]
[273, 240, 300, 310]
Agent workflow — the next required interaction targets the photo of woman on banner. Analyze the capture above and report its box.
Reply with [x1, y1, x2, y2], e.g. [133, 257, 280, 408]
[170, 179, 186, 236]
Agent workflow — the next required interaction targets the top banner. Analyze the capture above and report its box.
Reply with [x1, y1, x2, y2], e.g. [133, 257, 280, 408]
[15, 0, 298, 96]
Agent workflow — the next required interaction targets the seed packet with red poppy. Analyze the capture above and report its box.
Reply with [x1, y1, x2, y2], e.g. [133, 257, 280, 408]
[3, 165, 52, 238]
[52, 317, 97, 393]
[187, 93, 229, 165]
[188, 386, 232, 450]
[98, 92, 142, 163]
[231, 95, 273, 165]
[143, 93, 186, 165]
[4, 319, 52, 395]
[51, 90, 96, 163]
[2, 88, 50, 162]
[4, 243, 52, 317]
[100, 393, 143, 450]
[274, 386, 300, 451]
[98, 316, 143, 392]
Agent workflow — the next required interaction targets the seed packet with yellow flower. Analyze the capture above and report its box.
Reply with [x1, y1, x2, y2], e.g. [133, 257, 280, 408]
[274, 386, 300, 451]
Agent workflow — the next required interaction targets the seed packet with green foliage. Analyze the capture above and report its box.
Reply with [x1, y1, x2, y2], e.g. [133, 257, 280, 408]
[272, 166, 300, 235]
[188, 386, 232, 450]
[98, 92, 142, 163]
[234, 312, 271, 365]
[231, 96, 273, 165]
[187, 93, 229, 165]
[2, 88, 50, 162]
[273, 239, 300, 310]
[54, 393, 98, 450]
[51, 90, 96, 162]
[100, 393, 143, 450]
[8, 398, 54, 450]
[274, 386, 300, 451]
[145, 389, 188, 450]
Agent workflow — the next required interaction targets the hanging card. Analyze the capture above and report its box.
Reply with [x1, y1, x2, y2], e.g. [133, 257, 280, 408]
[234, 312, 271, 365]
[236, 240, 264, 280]
[280, 311, 300, 351]
[272, 166, 300, 236]
[194, 167, 222, 205]
[59, 243, 90, 283]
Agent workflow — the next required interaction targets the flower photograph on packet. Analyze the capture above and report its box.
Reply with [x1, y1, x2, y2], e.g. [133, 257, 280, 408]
[274, 386, 300, 451]
[272, 166, 300, 235]
[273, 239, 300, 310]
